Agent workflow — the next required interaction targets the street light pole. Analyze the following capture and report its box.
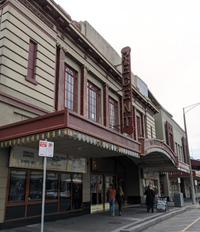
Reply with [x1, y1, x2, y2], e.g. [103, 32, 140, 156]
[183, 102, 200, 205]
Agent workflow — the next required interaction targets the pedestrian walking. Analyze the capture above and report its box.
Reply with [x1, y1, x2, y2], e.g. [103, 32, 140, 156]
[116, 186, 124, 216]
[144, 185, 155, 213]
[106, 184, 116, 216]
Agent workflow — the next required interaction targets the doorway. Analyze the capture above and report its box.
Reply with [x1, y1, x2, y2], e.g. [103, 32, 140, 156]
[91, 174, 125, 213]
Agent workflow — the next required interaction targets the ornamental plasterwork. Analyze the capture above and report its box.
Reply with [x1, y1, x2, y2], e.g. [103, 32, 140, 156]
[82, 65, 89, 71]
[18, 0, 53, 28]
[56, 42, 67, 53]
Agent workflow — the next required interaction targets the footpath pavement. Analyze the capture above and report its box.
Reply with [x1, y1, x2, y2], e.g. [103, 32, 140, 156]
[2, 200, 200, 232]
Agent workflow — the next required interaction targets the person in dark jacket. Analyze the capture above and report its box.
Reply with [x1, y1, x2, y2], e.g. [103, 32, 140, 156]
[116, 186, 124, 216]
[144, 185, 155, 213]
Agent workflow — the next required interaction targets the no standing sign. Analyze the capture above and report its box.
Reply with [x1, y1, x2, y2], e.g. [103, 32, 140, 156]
[39, 140, 54, 157]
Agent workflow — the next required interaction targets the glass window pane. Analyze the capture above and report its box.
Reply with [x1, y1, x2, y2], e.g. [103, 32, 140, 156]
[60, 173, 71, 212]
[46, 173, 58, 200]
[72, 173, 82, 210]
[65, 67, 76, 111]
[8, 170, 27, 203]
[92, 176, 97, 205]
[29, 171, 43, 201]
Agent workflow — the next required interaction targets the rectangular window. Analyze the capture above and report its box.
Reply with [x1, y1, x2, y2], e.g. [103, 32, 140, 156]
[137, 116, 141, 137]
[25, 40, 37, 85]
[8, 170, 27, 203]
[165, 121, 175, 152]
[29, 171, 42, 201]
[6, 170, 83, 220]
[65, 66, 77, 111]
[109, 97, 119, 131]
[87, 81, 101, 122]
[46, 172, 58, 200]
[72, 173, 82, 210]
[60, 173, 71, 212]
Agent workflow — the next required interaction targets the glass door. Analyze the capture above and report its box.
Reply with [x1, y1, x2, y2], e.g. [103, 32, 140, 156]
[105, 176, 116, 202]
[92, 175, 97, 205]
[91, 175, 103, 205]
[97, 176, 103, 204]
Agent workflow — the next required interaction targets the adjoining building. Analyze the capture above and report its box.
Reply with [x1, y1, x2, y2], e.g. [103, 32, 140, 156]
[0, 0, 191, 229]
[149, 90, 191, 201]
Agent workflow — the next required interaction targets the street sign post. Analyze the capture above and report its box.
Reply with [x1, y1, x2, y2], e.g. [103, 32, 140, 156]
[39, 140, 54, 232]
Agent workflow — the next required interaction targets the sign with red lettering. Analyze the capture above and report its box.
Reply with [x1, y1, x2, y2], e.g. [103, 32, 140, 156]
[46, 141, 54, 157]
[121, 46, 133, 134]
[39, 140, 54, 157]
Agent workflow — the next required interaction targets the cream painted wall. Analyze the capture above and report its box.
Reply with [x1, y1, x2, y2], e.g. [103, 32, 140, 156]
[0, 102, 39, 127]
[0, 149, 9, 223]
[0, 4, 56, 113]
[155, 109, 186, 161]
[160, 173, 170, 198]
[146, 111, 156, 139]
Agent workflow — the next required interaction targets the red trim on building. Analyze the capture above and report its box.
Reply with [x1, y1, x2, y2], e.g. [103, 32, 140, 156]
[169, 171, 195, 177]
[0, 109, 141, 153]
[165, 121, 175, 152]
[26, 40, 37, 85]
[80, 67, 88, 117]
[144, 138, 177, 165]
[56, 49, 65, 111]
[0, 110, 68, 141]
[0, 91, 50, 115]
[121, 47, 133, 135]
[103, 84, 109, 127]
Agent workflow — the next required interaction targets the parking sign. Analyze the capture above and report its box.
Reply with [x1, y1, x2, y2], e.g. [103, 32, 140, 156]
[39, 140, 54, 157]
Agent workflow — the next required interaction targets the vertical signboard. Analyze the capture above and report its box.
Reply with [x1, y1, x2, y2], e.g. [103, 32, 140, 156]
[121, 46, 133, 134]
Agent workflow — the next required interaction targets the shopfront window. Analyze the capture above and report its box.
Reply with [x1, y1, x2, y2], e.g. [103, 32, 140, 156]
[6, 169, 83, 221]
[46, 172, 58, 200]
[29, 171, 42, 201]
[8, 170, 27, 203]
[143, 179, 158, 195]
[60, 173, 71, 212]
[72, 173, 82, 210]
[98, 176, 103, 204]
[92, 175, 97, 205]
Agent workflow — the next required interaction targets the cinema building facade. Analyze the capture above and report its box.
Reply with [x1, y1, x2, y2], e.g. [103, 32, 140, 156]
[0, 0, 191, 228]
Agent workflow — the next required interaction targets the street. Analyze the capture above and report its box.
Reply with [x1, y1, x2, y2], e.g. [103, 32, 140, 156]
[142, 208, 200, 232]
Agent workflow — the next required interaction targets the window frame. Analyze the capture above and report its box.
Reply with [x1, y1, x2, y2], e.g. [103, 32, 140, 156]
[5, 169, 83, 221]
[87, 81, 101, 123]
[64, 65, 77, 112]
[25, 40, 38, 85]
[109, 97, 119, 132]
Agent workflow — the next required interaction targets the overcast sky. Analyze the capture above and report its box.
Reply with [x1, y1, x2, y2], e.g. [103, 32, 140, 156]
[54, 0, 200, 160]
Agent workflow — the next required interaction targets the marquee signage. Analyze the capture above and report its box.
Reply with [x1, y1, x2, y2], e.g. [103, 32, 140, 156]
[121, 46, 133, 134]
[9, 146, 87, 173]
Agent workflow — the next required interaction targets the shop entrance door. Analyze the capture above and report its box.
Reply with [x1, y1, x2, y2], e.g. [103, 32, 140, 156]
[104, 176, 116, 210]
[91, 175, 117, 213]
[91, 175, 104, 213]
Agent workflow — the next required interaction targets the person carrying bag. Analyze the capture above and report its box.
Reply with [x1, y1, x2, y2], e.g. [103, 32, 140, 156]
[116, 186, 124, 216]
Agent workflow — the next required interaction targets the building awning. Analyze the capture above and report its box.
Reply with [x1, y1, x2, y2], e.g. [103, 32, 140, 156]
[0, 109, 188, 173]
[130, 138, 183, 172]
[0, 109, 140, 159]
